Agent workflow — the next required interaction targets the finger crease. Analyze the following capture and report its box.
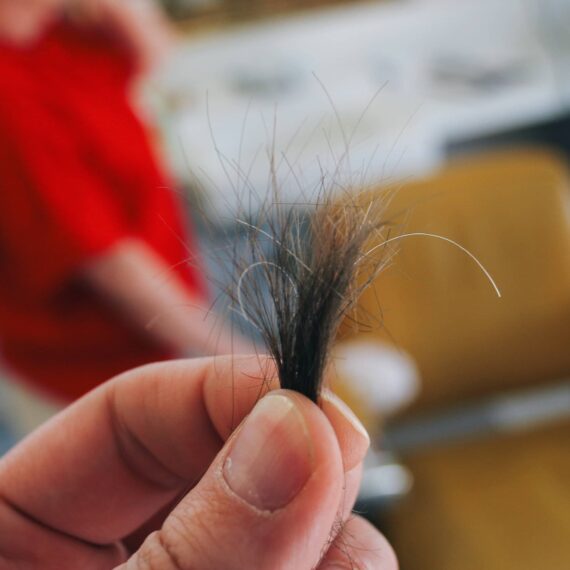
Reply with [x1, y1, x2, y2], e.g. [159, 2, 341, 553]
[0, 494, 114, 550]
[107, 391, 189, 491]
[156, 529, 188, 570]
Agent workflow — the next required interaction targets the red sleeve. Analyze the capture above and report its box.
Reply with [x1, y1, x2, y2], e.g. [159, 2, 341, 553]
[0, 98, 130, 299]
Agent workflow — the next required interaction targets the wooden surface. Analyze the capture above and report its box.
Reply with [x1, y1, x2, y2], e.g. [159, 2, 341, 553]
[174, 0, 372, 29]
[383, 419, 570, 570]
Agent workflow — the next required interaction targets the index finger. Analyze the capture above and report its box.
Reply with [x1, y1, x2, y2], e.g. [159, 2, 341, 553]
[0, 356, 271, 545]
[0, 355, 368, 546]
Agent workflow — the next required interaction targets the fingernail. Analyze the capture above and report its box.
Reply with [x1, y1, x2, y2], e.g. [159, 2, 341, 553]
[223, 393, 313, 511]
[321, 390, 370, 471]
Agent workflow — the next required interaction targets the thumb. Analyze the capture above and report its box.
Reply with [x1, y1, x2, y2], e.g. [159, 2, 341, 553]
[120, 391, 345, 570]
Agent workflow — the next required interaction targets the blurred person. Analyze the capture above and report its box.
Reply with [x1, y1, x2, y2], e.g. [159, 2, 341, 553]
[0, 0, 251, 437]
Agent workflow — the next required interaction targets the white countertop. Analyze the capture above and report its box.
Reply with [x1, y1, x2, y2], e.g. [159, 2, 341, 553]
[147, 0, 570, 217]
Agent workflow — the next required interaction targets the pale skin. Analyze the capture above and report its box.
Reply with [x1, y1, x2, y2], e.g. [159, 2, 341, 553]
[0, 0, 176, 69]
[0, 355, 398, 568]
[0, 0, 253, 356]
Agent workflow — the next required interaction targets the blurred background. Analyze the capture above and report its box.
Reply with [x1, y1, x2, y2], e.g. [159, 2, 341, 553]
[1, 0, 570, 568]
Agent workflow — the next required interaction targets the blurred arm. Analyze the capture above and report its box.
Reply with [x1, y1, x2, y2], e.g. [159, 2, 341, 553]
[82, 238, 253, 356]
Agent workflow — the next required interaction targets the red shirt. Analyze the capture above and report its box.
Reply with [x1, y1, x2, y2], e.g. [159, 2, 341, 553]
[0, 20, 206, 402]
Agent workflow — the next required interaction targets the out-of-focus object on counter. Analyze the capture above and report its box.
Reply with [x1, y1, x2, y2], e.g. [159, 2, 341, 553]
[332, 341, 420, 431]
[146, 0, 570, 217]
[162, 0, 223, 20]
[331, 341, 419, 507]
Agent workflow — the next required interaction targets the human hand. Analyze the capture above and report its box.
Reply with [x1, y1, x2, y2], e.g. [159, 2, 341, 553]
[0, 356, 397, 569]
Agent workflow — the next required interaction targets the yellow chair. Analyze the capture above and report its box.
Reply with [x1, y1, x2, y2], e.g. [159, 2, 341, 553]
[335, 147, 570, 570]
[385, 417, 570, 570]
[342, 147, 570, 415]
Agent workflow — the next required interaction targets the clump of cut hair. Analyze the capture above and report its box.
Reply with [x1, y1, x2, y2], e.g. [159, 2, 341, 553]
[228, 186, 393, 404]
[199, 88, 400, 405]
[222, 181, 500, 404]
[198, 88, 500, 406]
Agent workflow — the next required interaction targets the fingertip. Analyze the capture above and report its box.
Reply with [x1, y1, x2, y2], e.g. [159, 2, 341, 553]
[222, 393, 314, 511]
[134, 389, 347, 569]
[202, 359, 370, 475]
[203, 354, 279, 440]
[320, 390, 370, 472]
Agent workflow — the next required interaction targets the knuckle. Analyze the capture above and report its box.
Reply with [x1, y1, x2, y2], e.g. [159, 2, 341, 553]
[133, 486, 260, 570]
[141, 502, 221, 570]
[134, 528, 190, 570]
